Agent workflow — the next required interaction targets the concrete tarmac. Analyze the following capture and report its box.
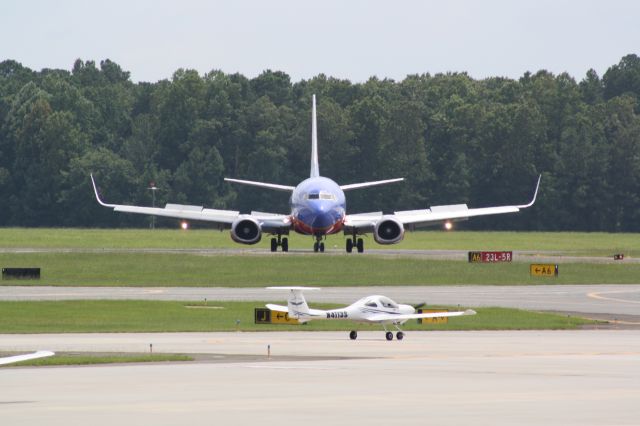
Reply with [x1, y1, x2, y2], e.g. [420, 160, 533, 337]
[1, 330, 639, 425]
[2, 284, 639, 317]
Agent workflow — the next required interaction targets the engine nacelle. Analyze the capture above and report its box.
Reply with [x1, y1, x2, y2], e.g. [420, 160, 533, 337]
[230, 216, 262, 245]
[374, 216, 405, 245]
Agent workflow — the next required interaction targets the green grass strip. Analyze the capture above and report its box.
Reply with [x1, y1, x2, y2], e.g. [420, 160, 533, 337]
[0, 354, 192, 367]
[0, 300, 595, 333]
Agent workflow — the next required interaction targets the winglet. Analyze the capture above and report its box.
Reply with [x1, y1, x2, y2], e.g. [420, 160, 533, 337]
[90, 174, 116, 208]
[517, 174, 542, 209]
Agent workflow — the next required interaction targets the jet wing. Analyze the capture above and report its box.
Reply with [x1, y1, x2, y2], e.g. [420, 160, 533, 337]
[345, 175, 540, 232]
[366, 309, 476, 322]
[0, 350, 55, 366]
[91, 175, 290, 230]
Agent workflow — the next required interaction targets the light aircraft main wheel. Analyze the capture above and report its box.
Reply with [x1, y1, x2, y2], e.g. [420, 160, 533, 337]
[270, 238, 277, 252]
[346, 239, 353, 253]
[320, 242, 325, 252]
[385, 331, 393, 341]
[282, 238, 289, 252]
[396, 331, 404, 340]
[357, 238, 364, 253]
[349, 330, 358, 340]
[313, 242, 319, 252]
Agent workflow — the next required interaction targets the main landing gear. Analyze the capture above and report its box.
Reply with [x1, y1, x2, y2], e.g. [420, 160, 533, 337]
[345, 233, 364, 253]
[383, 324, 404, 341]
[270, 234, 289, 252]
[347, 327, 405, 341]
[313, 234, 325, 253]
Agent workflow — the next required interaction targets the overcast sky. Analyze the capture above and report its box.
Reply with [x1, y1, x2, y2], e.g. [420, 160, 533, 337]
[2, 0, 639, 83]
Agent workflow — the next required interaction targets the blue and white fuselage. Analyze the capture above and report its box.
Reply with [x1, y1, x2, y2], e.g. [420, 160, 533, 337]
[290, 177, 346, 236]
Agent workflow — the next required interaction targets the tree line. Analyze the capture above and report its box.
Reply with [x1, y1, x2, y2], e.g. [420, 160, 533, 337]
[1, 55, 639, 231]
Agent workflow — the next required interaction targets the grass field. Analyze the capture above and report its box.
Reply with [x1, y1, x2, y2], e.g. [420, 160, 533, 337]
[1, 228, 639, 256]
[1, 228, 638, 286]
[0, 300, 595, 333]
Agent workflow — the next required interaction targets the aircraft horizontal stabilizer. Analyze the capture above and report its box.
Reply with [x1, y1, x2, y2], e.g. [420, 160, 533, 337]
[265, 304, 288, 313]
[340, 178, 404, 191]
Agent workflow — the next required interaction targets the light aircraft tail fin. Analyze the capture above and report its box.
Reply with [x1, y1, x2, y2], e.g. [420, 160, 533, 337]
[310, 94, 319, 178]
[266, 286, 320, 321]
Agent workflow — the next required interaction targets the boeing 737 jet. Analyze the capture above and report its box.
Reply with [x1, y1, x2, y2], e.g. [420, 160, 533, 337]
[92, 95, 540, 253]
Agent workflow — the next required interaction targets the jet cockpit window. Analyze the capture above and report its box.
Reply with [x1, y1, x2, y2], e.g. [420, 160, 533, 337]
[365, 301, 378, 307]
[319, 192, 336, 200]
[307, 193, 320, 200]
[378, 297, 398, 309]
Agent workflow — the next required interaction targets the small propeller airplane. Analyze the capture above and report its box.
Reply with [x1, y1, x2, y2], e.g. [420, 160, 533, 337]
[0, 351, 55, 366]
[265, 287, 475, 341]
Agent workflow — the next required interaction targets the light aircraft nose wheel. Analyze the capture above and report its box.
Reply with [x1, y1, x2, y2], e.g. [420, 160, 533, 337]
[349, 330, 358, 340]
[396, 331, 404, 340]
[385, 331, 393, 341]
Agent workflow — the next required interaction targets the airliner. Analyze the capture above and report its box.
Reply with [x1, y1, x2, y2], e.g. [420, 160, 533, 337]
[266, 287, 475, 341]
[92, 95, 540, 253]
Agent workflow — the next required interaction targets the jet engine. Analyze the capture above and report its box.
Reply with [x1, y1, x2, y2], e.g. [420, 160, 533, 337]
[230, 216, 262, 244]
[373, 216, 405, 245]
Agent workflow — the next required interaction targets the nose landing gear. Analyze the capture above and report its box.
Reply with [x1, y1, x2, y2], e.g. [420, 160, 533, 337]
[313, 235, 325, 252]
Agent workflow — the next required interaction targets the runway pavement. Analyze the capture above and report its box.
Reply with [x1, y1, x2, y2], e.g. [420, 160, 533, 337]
[1, 330, 639, 425]
[1, 284, 639, 318]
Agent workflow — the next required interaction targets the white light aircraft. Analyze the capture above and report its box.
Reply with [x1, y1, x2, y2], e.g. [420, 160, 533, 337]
[265, 287, 475, 341]
[92, 95, 540, 253]
[0, 351, 55, 366]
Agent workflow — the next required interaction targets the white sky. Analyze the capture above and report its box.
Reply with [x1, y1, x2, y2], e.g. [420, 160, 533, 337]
[2, 0, 639, 83]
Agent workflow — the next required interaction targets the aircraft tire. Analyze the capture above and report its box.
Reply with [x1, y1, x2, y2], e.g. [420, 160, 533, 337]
[313, 242, 319, 252]
[346, 239, 353, 253]
[385, 331, 393, 341]
[282, 238, 289, 252]
[270, 238, 277, 252]
[396, 331, 404, 340]
[357, 238, 364, 253]
[320, 242, 325, 252]
[349, 330, 357, 340]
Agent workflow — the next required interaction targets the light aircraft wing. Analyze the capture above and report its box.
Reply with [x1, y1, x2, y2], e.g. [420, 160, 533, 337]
[366, 309, 476, 322]
[91, 175, 290, 230]
[0, 350, 55, 366]
[345, 175, 540, 232]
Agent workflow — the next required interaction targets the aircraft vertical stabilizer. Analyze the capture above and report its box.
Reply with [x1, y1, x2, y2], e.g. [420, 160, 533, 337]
[288, 288, 310, 319]
[310, 94, 320, 178]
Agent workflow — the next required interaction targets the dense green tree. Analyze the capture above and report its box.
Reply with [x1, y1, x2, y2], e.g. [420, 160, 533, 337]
[0, 56, 639, 231]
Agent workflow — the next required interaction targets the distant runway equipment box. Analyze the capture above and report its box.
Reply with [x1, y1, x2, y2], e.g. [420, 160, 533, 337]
[468, 251, 512, 263]
[2, 268, 40, 280]
[530, 264, 559, 277]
